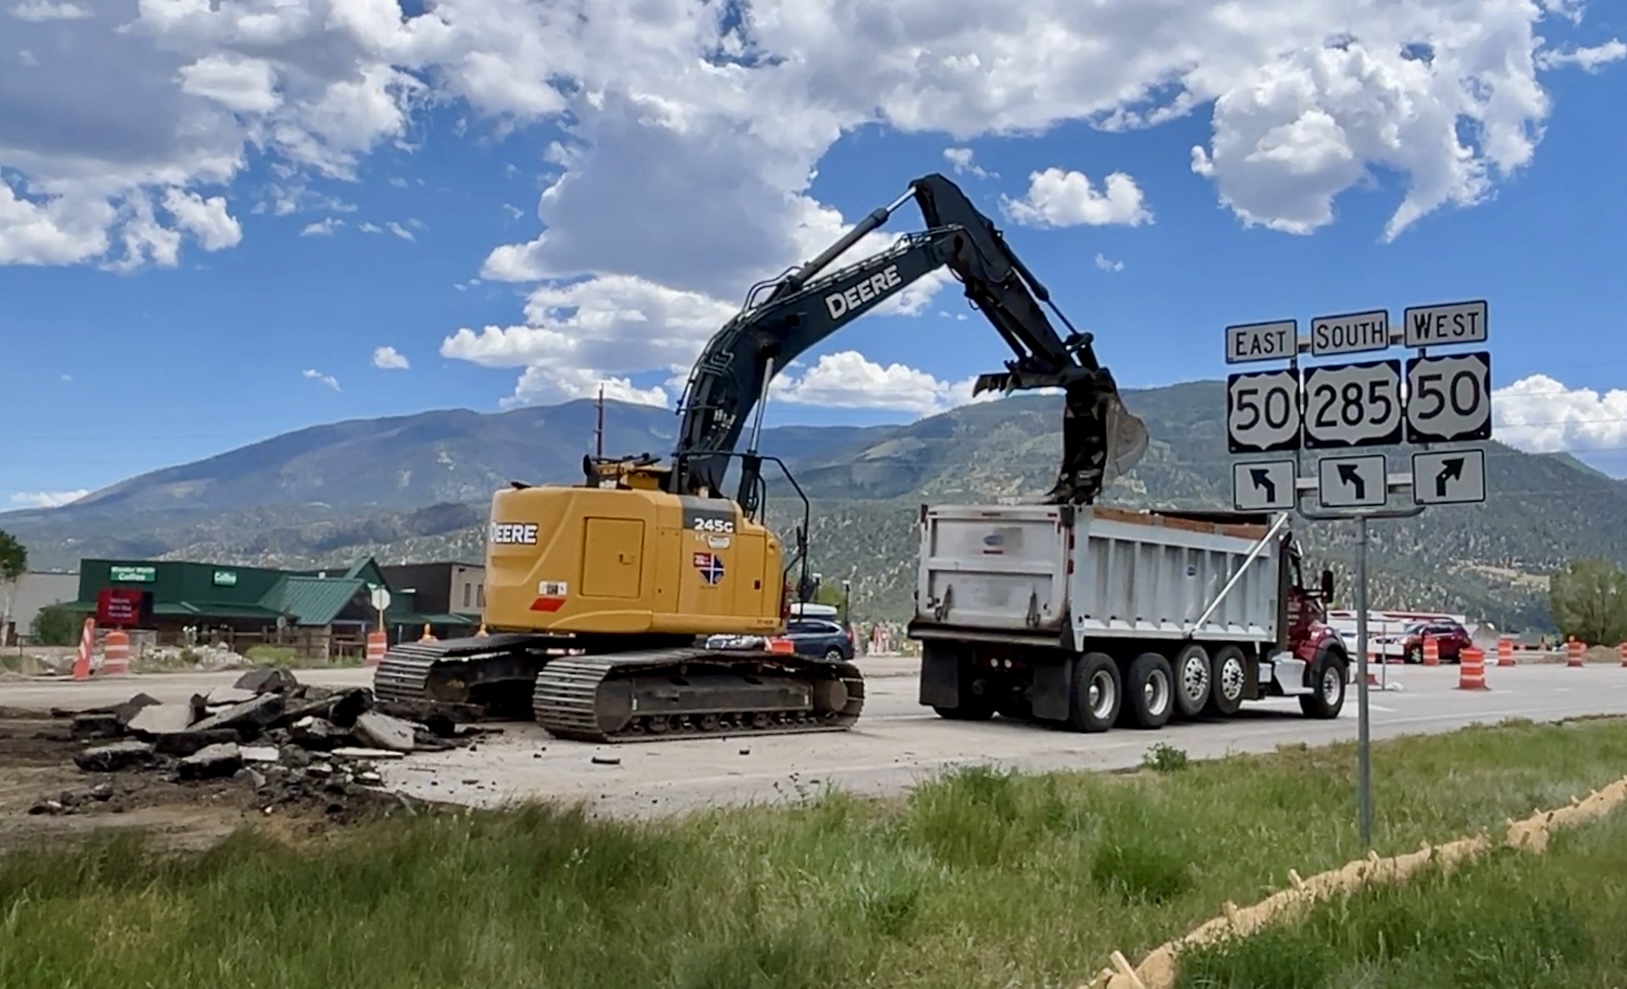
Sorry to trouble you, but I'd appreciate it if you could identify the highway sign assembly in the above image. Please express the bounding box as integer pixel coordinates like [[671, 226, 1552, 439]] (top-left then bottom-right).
[[1311, 309, 1391, 357], [1405, 351, 1491, 443], [1403, 299, 1487, 348], [1411, 449, 1487, 505], [1231, 459, 1297, 512], [1301, 358, 1404, 449], [1225, 319, 1298, 364], [1315, 454, 1388, 510], [1226, 368, 1300, 453], [1218, 297, 1494, 849]]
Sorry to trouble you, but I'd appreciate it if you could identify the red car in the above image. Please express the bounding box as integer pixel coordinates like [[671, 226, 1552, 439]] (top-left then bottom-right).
[[1398, 620, 1472, 664]]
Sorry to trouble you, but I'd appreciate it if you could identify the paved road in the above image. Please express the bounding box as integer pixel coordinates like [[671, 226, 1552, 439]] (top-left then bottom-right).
[[376, 662, 1627, 819], [9, 660, 1627, 820]]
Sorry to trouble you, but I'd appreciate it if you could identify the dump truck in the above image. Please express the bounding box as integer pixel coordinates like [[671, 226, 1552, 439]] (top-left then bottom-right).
[[906, 503, 1348, 731]]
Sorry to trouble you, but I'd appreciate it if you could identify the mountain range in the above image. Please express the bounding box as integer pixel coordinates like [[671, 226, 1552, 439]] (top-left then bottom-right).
[[6, 380, 1625, 632]]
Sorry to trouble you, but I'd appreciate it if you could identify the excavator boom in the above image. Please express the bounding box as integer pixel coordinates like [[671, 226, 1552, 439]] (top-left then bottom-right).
[[669, 171, 1148, 507]]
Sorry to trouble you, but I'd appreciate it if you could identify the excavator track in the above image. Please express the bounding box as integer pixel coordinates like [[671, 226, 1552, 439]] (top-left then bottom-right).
[[374, 636, 867, 742], [531, 647, 866, 743], [372, 633, 560, 718]]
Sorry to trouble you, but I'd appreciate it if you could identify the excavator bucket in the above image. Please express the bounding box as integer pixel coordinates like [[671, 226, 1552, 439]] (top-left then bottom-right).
[[973, 369, 1148, 505]]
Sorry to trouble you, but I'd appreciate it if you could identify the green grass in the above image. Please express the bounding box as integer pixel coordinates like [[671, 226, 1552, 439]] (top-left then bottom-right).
[[4, 717, 1627, 989], [1174, 811, 1627, 988]]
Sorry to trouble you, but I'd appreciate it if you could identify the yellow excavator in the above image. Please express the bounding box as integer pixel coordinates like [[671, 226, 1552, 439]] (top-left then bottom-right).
[[373, 171, 1149, 742]]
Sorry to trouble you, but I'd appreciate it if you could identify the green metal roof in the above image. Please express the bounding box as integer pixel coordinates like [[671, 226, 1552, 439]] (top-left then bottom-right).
[[259, 576, 367, 627], [154, 602, 287, 620]]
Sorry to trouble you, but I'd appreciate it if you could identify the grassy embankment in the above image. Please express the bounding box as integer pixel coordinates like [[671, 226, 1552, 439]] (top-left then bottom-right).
[[5, 717, 1627, 988]]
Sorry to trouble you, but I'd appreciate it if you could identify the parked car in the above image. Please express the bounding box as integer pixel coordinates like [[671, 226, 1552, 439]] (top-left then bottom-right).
[[782, 617, 855, 662], [1393, 620, 1472, 663]]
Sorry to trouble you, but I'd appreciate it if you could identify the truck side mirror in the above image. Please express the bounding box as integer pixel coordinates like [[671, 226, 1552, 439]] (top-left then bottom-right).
[[1320, 568, 1335, 601]]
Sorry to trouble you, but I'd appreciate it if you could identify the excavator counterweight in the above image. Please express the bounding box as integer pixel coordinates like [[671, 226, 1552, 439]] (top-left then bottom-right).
[[372, 171, 1148, 742]]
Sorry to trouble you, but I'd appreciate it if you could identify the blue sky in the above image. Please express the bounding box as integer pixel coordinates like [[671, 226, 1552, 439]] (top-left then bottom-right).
[[3, 0, 1626, 508]]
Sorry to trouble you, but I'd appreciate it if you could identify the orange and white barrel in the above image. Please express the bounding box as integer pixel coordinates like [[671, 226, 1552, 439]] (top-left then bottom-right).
[[1458, 646, 1488, 690], [1567, 639, 1586, 668], [366, 631, 388, 667], [100, 629, 132, 677]]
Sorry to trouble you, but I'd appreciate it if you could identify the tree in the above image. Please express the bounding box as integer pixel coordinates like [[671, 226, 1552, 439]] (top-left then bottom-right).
[[29, 604, 78, 647], [1547, 558, 1627, 646], [0, 530, 24, 647]]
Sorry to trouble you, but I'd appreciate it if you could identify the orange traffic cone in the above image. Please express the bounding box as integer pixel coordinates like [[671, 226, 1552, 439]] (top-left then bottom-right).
[[71, 618, 94, 681], [418, 623, 437, 643], [1496, 637, 1516, 667]]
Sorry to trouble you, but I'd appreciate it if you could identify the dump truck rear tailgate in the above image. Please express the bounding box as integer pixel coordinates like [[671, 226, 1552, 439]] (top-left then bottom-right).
[[912, 504, 1070, 635]]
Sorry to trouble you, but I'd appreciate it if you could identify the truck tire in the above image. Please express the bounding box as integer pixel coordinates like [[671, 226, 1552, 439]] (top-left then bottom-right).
[[1299, 651, 1348, 719], [1204, 644, 1248, 717], [1067, 652, 1120, 733], [1122, 652, 1174, 730], [1170, 644, 1211, 719]]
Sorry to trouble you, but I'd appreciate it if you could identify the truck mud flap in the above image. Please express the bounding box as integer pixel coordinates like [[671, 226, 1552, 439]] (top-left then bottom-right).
[[1030, 659, 1071, 722], [919, 648, 961, 708]]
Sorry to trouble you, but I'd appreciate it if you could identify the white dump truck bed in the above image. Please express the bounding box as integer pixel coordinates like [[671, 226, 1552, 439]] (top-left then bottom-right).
[[910, 503, 1283, 650]]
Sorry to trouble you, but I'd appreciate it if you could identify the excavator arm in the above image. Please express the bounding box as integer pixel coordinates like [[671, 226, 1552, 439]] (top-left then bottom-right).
[[666, 171, 1149, 508]]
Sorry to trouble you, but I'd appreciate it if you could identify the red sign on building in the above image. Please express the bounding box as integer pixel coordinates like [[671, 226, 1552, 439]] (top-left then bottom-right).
[[96, 588, 150, 626]]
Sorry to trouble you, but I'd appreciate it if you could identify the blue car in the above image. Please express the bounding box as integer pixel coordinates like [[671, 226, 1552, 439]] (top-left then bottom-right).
[[783, 617, 855, 661]]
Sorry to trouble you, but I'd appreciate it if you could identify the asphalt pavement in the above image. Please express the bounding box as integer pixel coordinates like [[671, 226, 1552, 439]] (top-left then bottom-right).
[[7, 658, 1625, 821]]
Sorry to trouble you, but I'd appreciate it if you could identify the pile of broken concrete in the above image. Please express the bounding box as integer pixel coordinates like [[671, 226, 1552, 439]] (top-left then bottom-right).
[[48, 665, 492, 818]]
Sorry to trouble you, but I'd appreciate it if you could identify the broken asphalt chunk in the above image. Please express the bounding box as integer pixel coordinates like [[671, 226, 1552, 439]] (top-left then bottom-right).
[[353, 712, 416, 753], [234, 665, 300, 695], [189, 694, 285, 739], [127, 703, 196, 738], [289, 716, 351, 751], [178, 742, 244, 780], [74, 740, 156, 773], [153, 728, 242, 757]]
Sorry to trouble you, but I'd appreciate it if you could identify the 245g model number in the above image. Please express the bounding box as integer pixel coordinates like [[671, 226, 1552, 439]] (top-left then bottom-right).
[[692, 516, 735, 534]]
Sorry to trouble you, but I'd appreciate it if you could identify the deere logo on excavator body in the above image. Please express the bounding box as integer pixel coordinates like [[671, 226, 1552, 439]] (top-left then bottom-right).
[[824, 264, 903, 319]]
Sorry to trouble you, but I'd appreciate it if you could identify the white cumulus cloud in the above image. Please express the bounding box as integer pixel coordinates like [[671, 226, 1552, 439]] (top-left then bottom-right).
[[8, 489, 89, 508], [8, 1, 89, 22], [0, 0, 1621, 411], [301, 368, 340, 391], [372, 346, 410, 370], [1095, 252, 1124, 272], [1493, 374, 1627, 454], [1003, 168, 1153, 228], [770, 351, 982, 416]]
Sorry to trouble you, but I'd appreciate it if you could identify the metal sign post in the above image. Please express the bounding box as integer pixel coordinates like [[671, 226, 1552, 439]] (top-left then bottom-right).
[[1224, 299, 1492, 848]]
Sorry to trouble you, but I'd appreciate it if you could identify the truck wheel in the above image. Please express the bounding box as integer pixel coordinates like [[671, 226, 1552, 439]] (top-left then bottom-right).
[[1170, 644, 1211, 719], [1122, 652, 1174, 730], [1067, 652, 1120, 733], [1203, 645, 1247, 717], [1299, 652, 1348, 719]]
